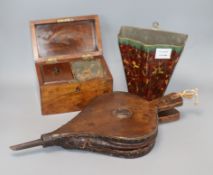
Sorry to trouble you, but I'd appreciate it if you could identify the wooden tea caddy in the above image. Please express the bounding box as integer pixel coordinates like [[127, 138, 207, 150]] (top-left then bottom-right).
[[30, 15, 113, 115], [11, 90, 198, 158]]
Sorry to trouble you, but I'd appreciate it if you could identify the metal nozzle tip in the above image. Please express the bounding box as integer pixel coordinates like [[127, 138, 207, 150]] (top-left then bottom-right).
[[10, 145, 19, 151], [10, 139, 43, 151]]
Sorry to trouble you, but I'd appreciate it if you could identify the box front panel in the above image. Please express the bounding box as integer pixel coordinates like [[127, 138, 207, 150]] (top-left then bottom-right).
[[40, 78, 112, 115]]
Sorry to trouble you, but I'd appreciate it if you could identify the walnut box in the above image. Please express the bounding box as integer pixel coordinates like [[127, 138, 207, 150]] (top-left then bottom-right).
[[30, 15, 113, 115]]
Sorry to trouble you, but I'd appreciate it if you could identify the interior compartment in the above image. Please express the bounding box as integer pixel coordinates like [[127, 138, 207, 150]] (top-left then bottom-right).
[[40, 62, 73, 83], [71, 59, 105, 82], [119, 26, 188, 46], [40, 58, 106, 84]]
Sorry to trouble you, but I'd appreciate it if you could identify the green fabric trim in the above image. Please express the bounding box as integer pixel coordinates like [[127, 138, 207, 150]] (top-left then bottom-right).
[[118, 37, 184, 53]]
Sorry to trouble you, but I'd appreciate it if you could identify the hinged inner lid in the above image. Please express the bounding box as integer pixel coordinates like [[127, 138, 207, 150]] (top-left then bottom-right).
[[31, 15, 103, 62]]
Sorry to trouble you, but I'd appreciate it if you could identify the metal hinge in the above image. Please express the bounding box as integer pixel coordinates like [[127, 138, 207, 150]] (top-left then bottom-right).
[[81, 54, 94, 60], [46, 58, 58, 64], [57, 18, 74, 23]]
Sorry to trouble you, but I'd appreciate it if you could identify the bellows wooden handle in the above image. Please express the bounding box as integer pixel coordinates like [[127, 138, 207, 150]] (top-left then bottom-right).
[[157, 89, 199, 123], [158, 93, 183, 112]]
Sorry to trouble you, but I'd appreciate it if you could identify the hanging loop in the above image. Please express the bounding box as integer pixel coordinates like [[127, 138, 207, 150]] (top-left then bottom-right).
[[152, 21, 160, 30]]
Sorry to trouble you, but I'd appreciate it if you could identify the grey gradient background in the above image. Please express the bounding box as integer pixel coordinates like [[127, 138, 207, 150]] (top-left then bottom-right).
[[0, 0, 213, 174]]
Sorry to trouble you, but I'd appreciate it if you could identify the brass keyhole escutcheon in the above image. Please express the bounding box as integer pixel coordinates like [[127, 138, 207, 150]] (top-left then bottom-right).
[[112, 108, 133, 119], [75, 87, 80, 93], [53, 67, 60, 75]]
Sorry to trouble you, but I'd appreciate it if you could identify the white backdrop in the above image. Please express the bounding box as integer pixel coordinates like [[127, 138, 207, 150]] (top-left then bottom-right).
[[0, 0, 213, 174]]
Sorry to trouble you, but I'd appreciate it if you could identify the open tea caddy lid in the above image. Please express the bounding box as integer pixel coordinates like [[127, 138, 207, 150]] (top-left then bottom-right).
[[31, 15, 103, 63]]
